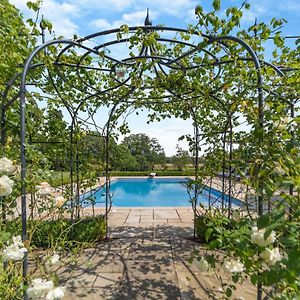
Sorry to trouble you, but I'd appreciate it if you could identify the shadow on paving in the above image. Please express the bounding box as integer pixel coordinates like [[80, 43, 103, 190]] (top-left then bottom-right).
[[59, 226, 221, 300]]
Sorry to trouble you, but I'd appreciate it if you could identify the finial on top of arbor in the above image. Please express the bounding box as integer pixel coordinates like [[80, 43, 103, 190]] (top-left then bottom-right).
[[254, 18, 258, 37], [144, 8, 152, 26]]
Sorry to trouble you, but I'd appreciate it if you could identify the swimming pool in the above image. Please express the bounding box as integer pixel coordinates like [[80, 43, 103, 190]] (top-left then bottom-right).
[[81, 177, 241, 207]]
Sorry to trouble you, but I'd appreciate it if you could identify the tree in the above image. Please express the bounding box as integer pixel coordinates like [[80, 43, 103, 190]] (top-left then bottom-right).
[[122, 133, 166, 171], [0, 0, 37, 91], [172, 144, 191, 171], [111, 144, 139, 171]]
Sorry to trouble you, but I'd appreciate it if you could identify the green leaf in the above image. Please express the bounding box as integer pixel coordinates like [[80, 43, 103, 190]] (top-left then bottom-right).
[[232, 274, 239, 283], [205, 228, 214, 242], [245, 2, 250, 9], [212, 0, 220, 10], [195, 5, 203, 15], [251, 274, 258, 285], [208, 239, 219, 250], [257, 214, 271, 228], [226, 287, 232, 297], [273, 33, 285, 48]]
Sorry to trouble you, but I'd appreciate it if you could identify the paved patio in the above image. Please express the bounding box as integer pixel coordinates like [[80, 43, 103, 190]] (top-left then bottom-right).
[[107, 207, 195, 227], [47, 208, 256, 300]]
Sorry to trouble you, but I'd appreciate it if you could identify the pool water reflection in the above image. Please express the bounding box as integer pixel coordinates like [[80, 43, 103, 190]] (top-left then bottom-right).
[[82, 178, 241, 207]]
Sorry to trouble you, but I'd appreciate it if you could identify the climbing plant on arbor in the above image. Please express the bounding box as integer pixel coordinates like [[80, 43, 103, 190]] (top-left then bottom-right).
[[0, 0, 299, 299]]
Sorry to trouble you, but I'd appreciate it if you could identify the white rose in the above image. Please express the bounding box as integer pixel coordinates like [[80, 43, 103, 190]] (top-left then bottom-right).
[[46, 287, 65, 300], [196, 257, 210, 272], [55, 196, 65, 208], [274, 162, 285, 175], [223, 259, 245, 273], [2, 244, 27, 261], [0, 175, 14, 196], [27, 279, 54, 299], [49, 253, 60, 265], [260, 248, 282, 266], [12, 235, 24, 247], [0, 157, 17, 175], [251, 226, 276, 247], [36, 182, 52, 198]]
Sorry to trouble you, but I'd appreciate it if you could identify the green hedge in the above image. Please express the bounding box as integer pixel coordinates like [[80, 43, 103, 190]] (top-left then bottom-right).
[[49, 171, 97, 187], [110, 170, 195, 176], [5, 216, 106, 248], [47, 170, 195, 187]]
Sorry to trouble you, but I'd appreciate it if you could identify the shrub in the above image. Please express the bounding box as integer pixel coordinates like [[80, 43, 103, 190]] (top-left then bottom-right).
[[5, 216, 106, 248], [194, 211, 250, 249]]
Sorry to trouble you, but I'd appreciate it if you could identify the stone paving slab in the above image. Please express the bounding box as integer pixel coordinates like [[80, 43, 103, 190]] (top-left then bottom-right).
[[93, 273, 123, 288], [40, 208, 258, 299], [107, 207, 194, 227]]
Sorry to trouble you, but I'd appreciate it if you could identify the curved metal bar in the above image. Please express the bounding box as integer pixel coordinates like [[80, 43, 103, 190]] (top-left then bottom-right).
[[74, 35, 202, 88], [207, 35, 263, 217], [49, 40, 104, 96], [71, 43, 150, 104], [47, 71, 75, 116], [10, 26, 293, 300], [77, 25, 210, 43], [19, 39, 92, 296], [2, 62, 46, 110], [54, 62, 111, 72], [74, 54, 129, 93], [49, 26, 207, 91], [93, 36, 199, 52], [48, 29, 215, 98], [1, 62, 49, 146]]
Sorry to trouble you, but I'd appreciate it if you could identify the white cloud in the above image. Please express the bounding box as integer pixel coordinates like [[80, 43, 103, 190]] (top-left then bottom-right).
[[122, 110, 194, 156], [10, 0, 79, 38], [9, 0, 28, 11], [73, 0, 196, 17], [186, 8, 196, 22], [139, 125, 193, 156], [122, 10, 154, 25], [76, 0, 133, 12], [149, 0, 196, 16], [85, 107, 194, 156], [241, 4, 268, 23], [59, 2, 80, 14], [91, 10, 158, 31], [39, 1, 79, 37], [91, 19, 111, 30], [278, 0, 300, 14]]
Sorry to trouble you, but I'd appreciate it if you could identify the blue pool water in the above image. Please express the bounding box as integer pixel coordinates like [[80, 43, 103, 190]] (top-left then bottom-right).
[[81, 178, 241, 207]]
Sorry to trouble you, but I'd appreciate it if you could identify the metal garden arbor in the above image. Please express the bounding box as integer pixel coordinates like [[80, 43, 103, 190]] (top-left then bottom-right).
[[1, 11, 296, 298]]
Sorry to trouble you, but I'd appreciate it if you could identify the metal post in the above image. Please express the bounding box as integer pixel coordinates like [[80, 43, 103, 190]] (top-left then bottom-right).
[[289, 100, 295, 219], [18, 40, 80, 300], [222, 131, 226, 210], [228, 117, 233, 218], [207, 35, 264, 216], [20, 72, 28, 300]]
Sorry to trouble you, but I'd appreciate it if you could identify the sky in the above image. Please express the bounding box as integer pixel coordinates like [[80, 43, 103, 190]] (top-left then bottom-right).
[[9, 0, 300, 156]]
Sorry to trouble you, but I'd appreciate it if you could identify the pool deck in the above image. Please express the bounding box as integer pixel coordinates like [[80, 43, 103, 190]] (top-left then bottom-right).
[[54, 207, 256, 299], [82, 207, 195, 228], [51, 210, 256, 300]]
